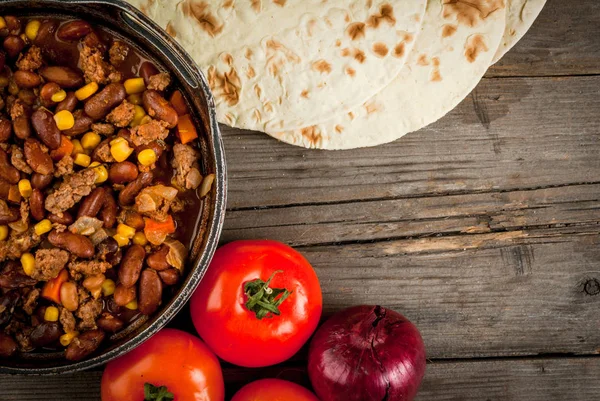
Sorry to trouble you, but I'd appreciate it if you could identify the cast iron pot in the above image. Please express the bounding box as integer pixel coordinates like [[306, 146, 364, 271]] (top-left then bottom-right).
[[0, 0, 227, 374]]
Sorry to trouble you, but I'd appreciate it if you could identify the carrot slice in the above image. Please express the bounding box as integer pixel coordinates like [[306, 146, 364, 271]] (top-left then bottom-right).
[[41, 269, 69, 304], [176, 114, 199, 145], [50, 136, 74, 162], [144, 215, 176, 245], [169, 90, 189, 116]]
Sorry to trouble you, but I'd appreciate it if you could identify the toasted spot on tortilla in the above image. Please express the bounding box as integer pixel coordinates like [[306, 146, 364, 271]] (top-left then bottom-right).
[[348, 111, 355, 120], [372, 42, 389, 57], [221, 53, 233, 65], [166, 21, 177, 38], [272, 0, 286, 6], [346, 22, 366, 40], [344, 13, 351, 23], [364, 101, 380, 115], [312, 60, 332, 74], [251, 0, 261, 13], [301, 90, 310, 98], [181, 0, 223, 37], [353, 48, 366, 63], [246, 66, 256, 79], [464, 34, 488, 63], [417, 54, 430, 66], [345, 67, 356, 77], [442, 24, 457, 38], [306, 19, 317, 37], [245, 48, 253, 59], [367, 4, 396, 28], [301, 126, 323, 147], [225, 112, 235, 125], [335, 125, 344, 134], [393, 42, 405, 58], [265, 39, 301, 76], [430, 57, 442, 81], [341, 48, 351, 57], [207, 65, 241, 106], [442, 0, 505, 28], [222, 0, 234, 8], [254, 84, 262, 98], [253, 109, 261, 122], [264, 101, 273, 113]]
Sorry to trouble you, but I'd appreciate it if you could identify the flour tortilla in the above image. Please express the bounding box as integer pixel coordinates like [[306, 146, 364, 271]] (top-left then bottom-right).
[[492, 0, 545, 64], [127, 0, 427, 132], [269, 0, 507, 149]]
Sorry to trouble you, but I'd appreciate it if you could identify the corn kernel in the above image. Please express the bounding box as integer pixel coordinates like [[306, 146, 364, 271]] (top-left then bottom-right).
[[113, 234, 129, 247], [110, 137, 126, 146], [54, 110, 75, 131], [60, 332, 79, 347], [44, 306, 59, 322], [18, 179, 32, 198], [34, 219, 52, 236], [74, 153, 91, 167], [81, 132, 101, 150], [71, 139, 84, 155], [110, 140, 133, 163], [25, 20, 41, 41], [21, 253, 35, 277], [0, 225, 8, 241], [138, 149, 157, 167], [127, 93, 142, 105], [93, 164, 108, 184], [124, 78, 145, 95], [117, 223, 136, 239], [132, 232, 147, 246], [89, 161, 101, 168], [0, 17, 6, 30], [101, 279, 116, 297], [51, 89, 67, 103], [75, 82, 99, 101], [125, 300, 138, 310], [130, 105, 146, 127]]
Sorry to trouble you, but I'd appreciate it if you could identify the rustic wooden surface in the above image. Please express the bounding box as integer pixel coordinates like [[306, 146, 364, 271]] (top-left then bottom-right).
[[3, 0, 600, 399]]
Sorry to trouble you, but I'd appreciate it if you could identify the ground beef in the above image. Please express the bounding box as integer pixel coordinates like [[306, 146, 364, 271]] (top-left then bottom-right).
[[22, 288, 40, 315], [68, 259, 110, 279], [15, 326, 34, 352], [19, 200, 29, 224], [44, 169, 97, 216], [10, 145, 32, 174], [15, 45, 43, 71], [79, 42, 116, 84], [54, 155, 74, 177], [9, 99, 27, 120], [91, 123, 115, 135], [92, 138, 116, 163], [109, 41, 129, 67], [172, 143, 202, 190], [77, 286, 89, 304], [59, 307, 76, 333], [130, 119, 169, 146], [0, 228, 41, 261], [147, 72, 170, 91], [32, 249, 69, 281], [106, 100, 135, 127], [76, 298, 102, 330]]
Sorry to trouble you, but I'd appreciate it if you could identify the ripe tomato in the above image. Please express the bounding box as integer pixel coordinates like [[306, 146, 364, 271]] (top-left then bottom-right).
[[231, 379, 320, 401], [101, 329, 224, 401], [190, 240, 322, 367]]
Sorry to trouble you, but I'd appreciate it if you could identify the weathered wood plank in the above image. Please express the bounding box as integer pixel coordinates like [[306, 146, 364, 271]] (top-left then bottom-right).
[[223, 183, 600, 246], [487, 0, 600, 77], [223, 76, 600, 209], [3, 357, 600, 401]]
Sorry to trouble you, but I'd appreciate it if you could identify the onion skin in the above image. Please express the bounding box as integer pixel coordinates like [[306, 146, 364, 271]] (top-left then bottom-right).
[[308, 305, 426, 401]]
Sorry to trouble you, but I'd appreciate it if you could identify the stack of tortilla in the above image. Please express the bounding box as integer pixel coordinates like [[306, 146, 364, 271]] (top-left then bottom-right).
[[127, 0, 546, 150]]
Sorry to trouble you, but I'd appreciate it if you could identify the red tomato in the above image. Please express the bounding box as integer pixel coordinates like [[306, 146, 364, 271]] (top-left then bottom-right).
[[101, 329, 224, 401], [190, 240, 322, 367], [231, 379, 320, 401]]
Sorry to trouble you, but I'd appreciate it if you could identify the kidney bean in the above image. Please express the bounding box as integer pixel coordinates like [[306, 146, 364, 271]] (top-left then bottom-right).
[[139, 62, 159, 86], [146, 246, 170, 271], [57, 20, 93, 41], [0, 118, 11, 142], [96, 313, 124, 333], [31, 108, 61, 150], [134, 141, 165, 159], [48, 211, 73, 225], [77, 187, 105, 218], [3, 36, 25, 59], [0, 291, 20, 326], [55, 92, 78, 113], [158, 269, 180, 286], [0, 181, 10, 201], [48, 230, 95, 259], [0, 333, 17, 357], [122, 210, 145, 231], [0, 269, 37, 288], [0, 52, 5, 72], [30, 188, 45, 221], [12, 116, 31, 139], [18, 89, 36, 106], [24, 138, 54, 175], [0, 204, 19, 224], [65, 330, 105, 361], [143, 90, 178, 128], [13, 70, 41, 89], [39, 66, 84, 89], [118, 171, 153, 206], [0, 148, 20, 184], [83, 274, 105, 293], [108, 161, 138, 184], [34, 20, 58, 45], [113, 284, 136, 307], [62, 109, 93, 136], [84, 83, 126, 121], [97, 237, 122, 266], [119, 244, 146, 288], [30, 322, 62, 348], [60, 281, 79, 312], [40, 82, 61, 103], [31, 172, 54, 190], [99, 189, 117, 228], [138, 269, 163, 315]]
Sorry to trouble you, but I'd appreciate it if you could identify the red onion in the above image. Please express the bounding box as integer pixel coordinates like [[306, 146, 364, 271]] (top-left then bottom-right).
[[308, 305, 426, 401]]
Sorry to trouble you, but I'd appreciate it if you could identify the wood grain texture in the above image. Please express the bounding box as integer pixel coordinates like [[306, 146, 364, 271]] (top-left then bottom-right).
[[224, 76, 600, 209], [487, 0, 600, 77], [3, 357, 600, 401]]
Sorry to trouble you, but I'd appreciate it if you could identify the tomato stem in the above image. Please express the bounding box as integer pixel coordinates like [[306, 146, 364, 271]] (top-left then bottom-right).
[[244, 270, 292, 320], [144, 383, 174, 401]]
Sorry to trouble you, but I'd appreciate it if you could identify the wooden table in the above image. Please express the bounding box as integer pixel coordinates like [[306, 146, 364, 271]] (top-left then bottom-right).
[[3, 0, 600, 399]]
